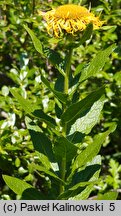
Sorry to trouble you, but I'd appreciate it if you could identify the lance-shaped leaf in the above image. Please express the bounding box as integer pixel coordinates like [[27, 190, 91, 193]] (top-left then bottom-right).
[[3, 175, 46, 199], [67, 156, 101, 200], [33, 109, 57, 128], [69, 96, 105, 135], [11, 89, 56, 129], [2, 175, 32, 195], [30, 163, 64, 183], [79, 23, 93, 44], [44, 48, 65, 76], [74, 23, 93, 48], [41, 75, 67, 104], [23, 25, 44, 55], [54, 136, 78, 163], [68, 156, 101, 188], [29, 130, 55, 162], [24, 25, 65, 76], [80, 44, 116, 82], [72, 122, 117, 172], [61, 87, 105, 124], [58, 156, 101, 200]]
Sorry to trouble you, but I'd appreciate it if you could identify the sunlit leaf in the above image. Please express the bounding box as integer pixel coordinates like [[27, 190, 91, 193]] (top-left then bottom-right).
[[3, 175, 32, 195], [80, 44, 116, 82], [72, 123, 117, 172], [69, 96, 105, 135], [61, 87, 105, 124]]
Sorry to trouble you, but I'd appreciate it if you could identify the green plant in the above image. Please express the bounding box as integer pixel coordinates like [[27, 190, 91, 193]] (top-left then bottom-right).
[[1, 1, 120, 200], [106, 159, 121, 189], [2, 6, 118, 199], [98, 159, 121, 192]]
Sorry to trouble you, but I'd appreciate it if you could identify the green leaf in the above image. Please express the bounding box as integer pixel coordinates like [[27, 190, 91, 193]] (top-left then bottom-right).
[[54, 136, 78, 163], [97, 191, 118, 200], [58, 183, 95, 200], [69, 184, 94, 200], [26, 110, 57, 131], [61, 87, 105, 124], [75, 23, 93, 48], [2, 175, 32, 195], [55, 102, 63, 119], [68, 156, 101, 200], [23, 25, 44, 55], [10, 89, 39, 114], [69, 181, 97, 191], [69, 23, 93, 49], [69, 96, 105, 135], [25, 116, 42, 132], [35, 152, 52, 170], [33, 109, 57, 128], [80, 23, 93, 44], [67, 132, 84, 144], [72, 123, 117, 172], [30, 163, 64, 183], [74, 63, 85, 77], [41, 75, 67, 104], [114, 71, 121, 86], [54, 73, 64, 93], [21, 188, 47, 200], [44, 48, 65, 76], [80, 44, 116, 82], [29, 130, 55, 162], [68, 156, 101, 188]]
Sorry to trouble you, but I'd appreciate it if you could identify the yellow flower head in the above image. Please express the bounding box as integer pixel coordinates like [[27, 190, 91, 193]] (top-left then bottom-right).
[[40, 4, 103, 37]]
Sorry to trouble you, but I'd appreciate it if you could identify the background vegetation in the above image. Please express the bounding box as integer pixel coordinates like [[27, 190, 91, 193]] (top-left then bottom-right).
[[0, 0, 121, 200]]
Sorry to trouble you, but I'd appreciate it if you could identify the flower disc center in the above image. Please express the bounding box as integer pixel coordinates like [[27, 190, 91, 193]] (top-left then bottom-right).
[[54, 4, 89, 19]]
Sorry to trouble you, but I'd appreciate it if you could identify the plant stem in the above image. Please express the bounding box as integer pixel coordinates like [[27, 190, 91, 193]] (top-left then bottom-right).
[[59, 47, 73, 195], [64, 48, 73, 94]]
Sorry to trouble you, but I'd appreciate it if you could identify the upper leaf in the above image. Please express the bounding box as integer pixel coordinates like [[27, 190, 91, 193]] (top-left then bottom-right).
[[44, 48, 65, 76], [74, 23, 93, 48], [79, 44, 116, 82], [23, 25, 44, 55]]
